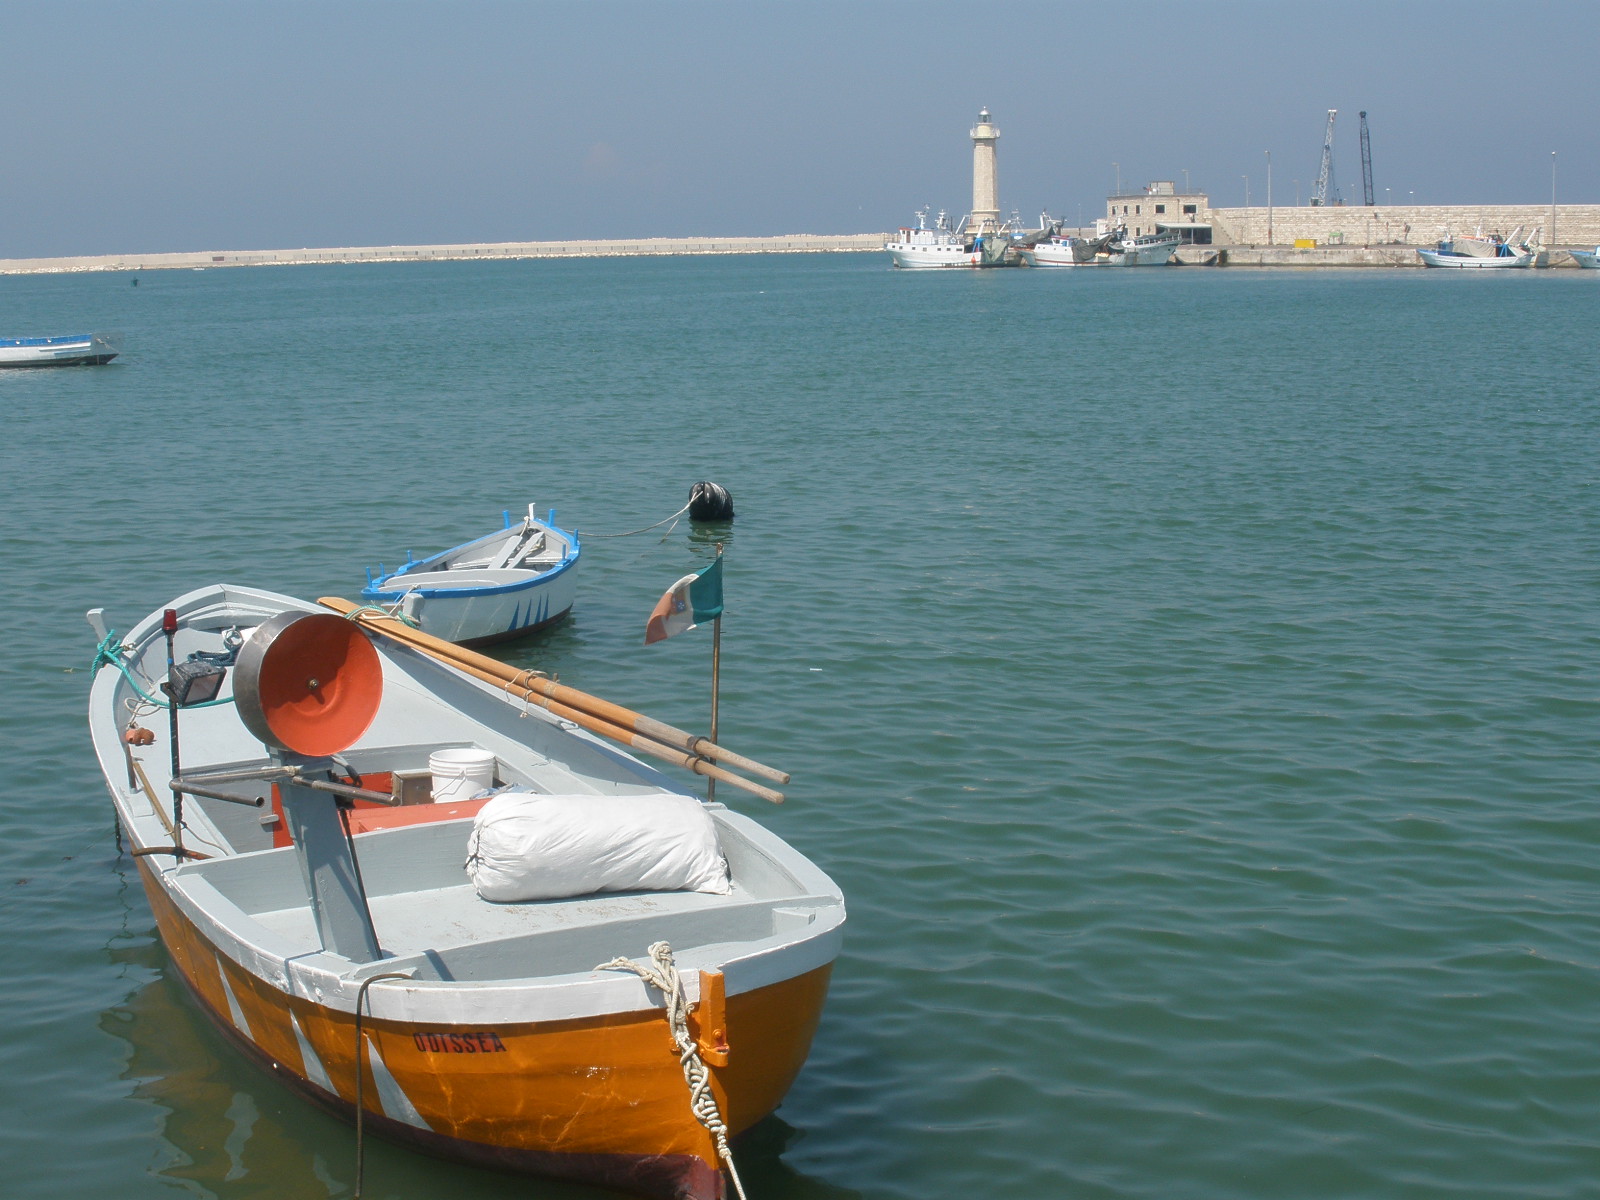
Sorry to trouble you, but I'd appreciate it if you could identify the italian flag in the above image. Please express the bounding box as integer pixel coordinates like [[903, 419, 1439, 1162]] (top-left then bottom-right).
[[644, 557, 724, 644]]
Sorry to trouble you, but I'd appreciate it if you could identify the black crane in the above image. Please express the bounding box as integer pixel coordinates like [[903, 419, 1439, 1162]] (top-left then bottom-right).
[[1359, 112, 1375, 206]]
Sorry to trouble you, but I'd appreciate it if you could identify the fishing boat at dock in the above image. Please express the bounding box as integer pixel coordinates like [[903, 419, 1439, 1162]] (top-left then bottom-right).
[[1417, 227, 1536, 268], [87, 585, 842, 1200], [1018, 228, 1113, 267], [1107, 228, 1182, 266], [1019, 222, 1177, 267], [1569, 247, 1600, 269], [0, 331, 121, 367], [884, 207, 1012, 268], [361, 504, 579, 647]]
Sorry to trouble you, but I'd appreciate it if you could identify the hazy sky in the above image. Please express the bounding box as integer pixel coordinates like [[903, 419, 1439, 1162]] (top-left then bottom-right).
[[4, 0, 1596, 257]]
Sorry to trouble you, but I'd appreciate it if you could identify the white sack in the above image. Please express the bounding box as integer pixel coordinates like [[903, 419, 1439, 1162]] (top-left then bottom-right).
[[465, 790, 731, 902]]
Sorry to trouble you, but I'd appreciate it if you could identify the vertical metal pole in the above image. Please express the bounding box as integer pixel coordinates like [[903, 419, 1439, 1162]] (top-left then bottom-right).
[[1551, 151, 1557, 248], [162, 609, 184, 856], [707, 543, 723, 803], [1265, 150, 1273, 245]]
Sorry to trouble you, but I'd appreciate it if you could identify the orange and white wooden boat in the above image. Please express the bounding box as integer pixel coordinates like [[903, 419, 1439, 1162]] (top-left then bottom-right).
[[87, 584, 844, 1199]]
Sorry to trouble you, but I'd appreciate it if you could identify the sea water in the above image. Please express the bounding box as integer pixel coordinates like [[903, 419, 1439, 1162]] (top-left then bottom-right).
[[1, 257, 1597, 1199]]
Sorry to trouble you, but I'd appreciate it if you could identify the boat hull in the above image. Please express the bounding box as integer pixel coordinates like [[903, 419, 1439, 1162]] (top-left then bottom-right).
[[139, 853, 830, 1199], [1020, 235, 1176, 267], [1569, 248, 1600, 269], [0, 332, 121, 367], [1019, 242, 1089, 267], [1112, 237, 1180, 266], [364, 562, 577, 646], [885, 244, 982, 268], [1416, 248, 1533, 268]]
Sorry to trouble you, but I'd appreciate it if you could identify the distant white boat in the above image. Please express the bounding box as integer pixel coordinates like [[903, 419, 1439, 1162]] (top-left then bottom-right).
[[885, 208, 981, 268], [1020, 224, 1177, 267], [1109, 229, 1181, 266], [1418, 228, 1535, 269], [884, 207, 1018, 268], [361, 505, 579, 647], [0, 332, 121, 367], [1569, 247, 1600, 269], [1019, 229, 1113, 267]]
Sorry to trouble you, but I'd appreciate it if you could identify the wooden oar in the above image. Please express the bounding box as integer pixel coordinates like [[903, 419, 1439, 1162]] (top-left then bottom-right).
[[320, 596, 787, 783], [318, 598, 786, 804]]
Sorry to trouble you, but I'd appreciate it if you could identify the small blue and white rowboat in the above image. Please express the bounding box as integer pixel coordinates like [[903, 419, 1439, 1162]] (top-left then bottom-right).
[[0, 332, 122, 367], [361, 505, 580, 647]]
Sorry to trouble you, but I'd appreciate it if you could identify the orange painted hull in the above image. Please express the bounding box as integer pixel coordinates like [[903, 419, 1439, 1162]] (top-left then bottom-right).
[[137, 858, 832, 1199]]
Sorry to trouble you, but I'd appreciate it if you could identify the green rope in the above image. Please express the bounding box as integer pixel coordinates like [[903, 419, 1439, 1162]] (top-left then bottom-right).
[[90, 630, 236, 710], [340, 603, 422, 628]]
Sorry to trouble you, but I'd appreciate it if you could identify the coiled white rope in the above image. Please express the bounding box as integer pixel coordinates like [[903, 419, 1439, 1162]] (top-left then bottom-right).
[[598, 941, 748, 1200]]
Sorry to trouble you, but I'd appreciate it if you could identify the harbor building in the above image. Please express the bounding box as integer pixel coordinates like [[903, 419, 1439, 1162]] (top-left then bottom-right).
[[1104, 182, 1213, 243], [969, 108, 1002, 234]]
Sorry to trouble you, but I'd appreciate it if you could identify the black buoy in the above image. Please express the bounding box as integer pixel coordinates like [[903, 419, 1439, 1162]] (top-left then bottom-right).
[[688, 481, 735, 522]]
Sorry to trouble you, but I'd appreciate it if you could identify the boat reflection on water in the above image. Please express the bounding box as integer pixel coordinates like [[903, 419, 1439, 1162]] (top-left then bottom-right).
[[101, 942, 368, 1198]]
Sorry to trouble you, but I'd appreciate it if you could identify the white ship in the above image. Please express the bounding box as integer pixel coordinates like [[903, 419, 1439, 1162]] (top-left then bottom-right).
[[884, 209, 982, 268]]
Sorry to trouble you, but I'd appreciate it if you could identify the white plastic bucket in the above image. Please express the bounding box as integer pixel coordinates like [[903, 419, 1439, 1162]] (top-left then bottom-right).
[[429, 748, 497, 803]]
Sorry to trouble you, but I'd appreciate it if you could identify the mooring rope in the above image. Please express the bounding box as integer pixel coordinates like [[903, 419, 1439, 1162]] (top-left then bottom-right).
[[352, 971, 415, 1199], [581, 502, 691, 539], [597, 941, 747, 1200], [90, 631, 236, 709]]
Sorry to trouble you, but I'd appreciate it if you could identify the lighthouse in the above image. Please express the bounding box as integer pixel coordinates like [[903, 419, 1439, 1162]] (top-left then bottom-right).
[[970, 107, 1000, 234]]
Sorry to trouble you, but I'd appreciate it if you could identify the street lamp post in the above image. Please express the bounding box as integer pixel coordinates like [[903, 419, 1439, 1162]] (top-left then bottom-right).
[[1551, 151, 1558, 247], [1266, 150, 1273, 245], [1114, 162, 1121, 195], [1243, 175, 1249, 209]]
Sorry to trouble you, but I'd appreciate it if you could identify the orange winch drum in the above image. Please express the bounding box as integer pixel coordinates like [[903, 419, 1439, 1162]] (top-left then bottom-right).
[[235, 611, 383, 756]]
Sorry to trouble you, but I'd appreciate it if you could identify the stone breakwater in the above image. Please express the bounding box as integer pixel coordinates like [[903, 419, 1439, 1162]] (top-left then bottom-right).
[[0, 234, 889, 274]]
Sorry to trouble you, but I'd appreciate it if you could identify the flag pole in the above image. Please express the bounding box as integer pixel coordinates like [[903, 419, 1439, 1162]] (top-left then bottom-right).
[[707, 543, 723, 803]]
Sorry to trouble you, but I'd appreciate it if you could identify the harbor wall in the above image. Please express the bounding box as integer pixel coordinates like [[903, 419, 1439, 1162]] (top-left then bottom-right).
[[1203, 204, 1600, 248], [0, 234, 888, 275]]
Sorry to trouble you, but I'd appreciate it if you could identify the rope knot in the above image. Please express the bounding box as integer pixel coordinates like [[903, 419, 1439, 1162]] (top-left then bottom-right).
[[598, 941, 746, 1200]]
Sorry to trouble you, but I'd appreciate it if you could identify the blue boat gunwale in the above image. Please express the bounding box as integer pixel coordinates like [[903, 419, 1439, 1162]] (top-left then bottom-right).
[[360, 514, 580, 601], [1, 333, 94, 348], [362, 549, 578, 600]]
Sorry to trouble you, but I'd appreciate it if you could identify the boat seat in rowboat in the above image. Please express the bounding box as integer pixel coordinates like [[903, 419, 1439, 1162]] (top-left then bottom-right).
[[159, 810, 833, 983], [489, 529, 545, 570]]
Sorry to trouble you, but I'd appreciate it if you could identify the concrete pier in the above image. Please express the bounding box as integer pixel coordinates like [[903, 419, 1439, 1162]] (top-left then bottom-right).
[[1171, 245, 1597, 267], [0, 233, 887, 275]]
